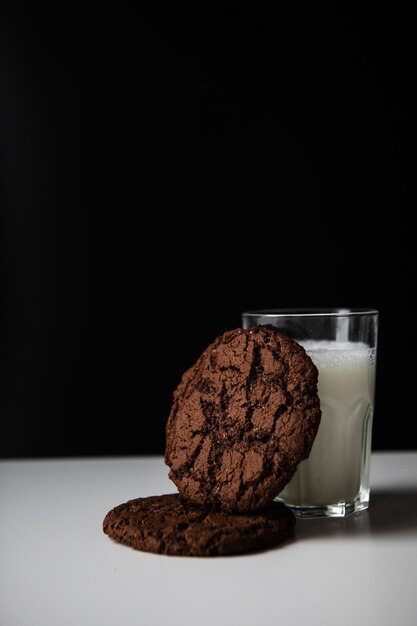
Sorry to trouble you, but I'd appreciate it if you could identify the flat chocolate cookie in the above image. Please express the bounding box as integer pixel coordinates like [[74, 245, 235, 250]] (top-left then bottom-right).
[[103, 494, 295, 556], [165, 327, 321, 512]]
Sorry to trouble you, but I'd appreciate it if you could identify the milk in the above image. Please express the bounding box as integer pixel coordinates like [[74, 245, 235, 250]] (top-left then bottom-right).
[[279, 340, 376, 507]]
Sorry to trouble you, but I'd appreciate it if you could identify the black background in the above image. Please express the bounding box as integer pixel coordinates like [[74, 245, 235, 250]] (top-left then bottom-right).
[[1, 5, 414, 457]]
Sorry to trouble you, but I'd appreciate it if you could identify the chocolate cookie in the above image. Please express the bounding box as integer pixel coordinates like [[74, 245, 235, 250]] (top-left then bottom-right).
[[103, 494, 295, 556], [165, 326, 321, 512]]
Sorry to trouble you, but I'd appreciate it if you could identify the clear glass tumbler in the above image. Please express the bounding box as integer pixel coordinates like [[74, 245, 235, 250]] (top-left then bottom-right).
[[242, 308, 378, 518]]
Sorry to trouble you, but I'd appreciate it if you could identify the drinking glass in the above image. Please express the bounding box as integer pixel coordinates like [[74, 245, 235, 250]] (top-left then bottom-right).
[[242, 308, 378, 518]]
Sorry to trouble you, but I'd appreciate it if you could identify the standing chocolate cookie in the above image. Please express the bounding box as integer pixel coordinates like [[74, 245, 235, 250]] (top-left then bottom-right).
[[165, 326, 321, 512], [103, 494, 295, 557]]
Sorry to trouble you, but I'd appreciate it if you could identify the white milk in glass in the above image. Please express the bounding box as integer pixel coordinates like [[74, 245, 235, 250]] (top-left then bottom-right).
[[279, 340, 376, 507]]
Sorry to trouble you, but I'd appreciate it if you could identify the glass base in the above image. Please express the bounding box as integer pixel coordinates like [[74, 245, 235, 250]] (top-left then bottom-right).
[[275, 495, 370, 518]]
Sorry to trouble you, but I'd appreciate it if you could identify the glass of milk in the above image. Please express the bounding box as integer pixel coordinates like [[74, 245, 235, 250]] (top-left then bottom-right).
[[242, 309, 378, 518]]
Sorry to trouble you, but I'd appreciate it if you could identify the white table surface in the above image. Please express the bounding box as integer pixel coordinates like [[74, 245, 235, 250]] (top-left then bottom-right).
[[1, 452, 416, 626]]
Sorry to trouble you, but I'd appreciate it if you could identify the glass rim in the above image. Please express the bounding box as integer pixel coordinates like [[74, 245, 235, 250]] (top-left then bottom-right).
[[242, 308, 379, 318]]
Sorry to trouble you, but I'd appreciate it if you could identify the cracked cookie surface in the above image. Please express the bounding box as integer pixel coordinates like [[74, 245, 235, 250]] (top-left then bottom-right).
[[165, 327, 321, 512], [103, 494, 295, 556]]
